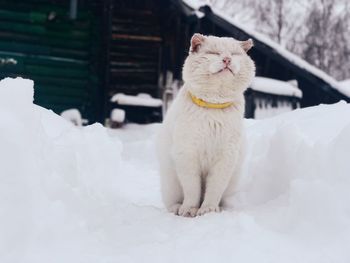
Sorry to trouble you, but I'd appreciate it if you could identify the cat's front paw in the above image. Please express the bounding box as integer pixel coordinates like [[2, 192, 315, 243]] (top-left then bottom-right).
[[178, 205, 198, 217], [197, 205, 221, 216], [168, 203, 181, 215]]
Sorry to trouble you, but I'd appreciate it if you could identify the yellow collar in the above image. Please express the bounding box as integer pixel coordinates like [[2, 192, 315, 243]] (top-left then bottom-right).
[[189, 92, 234, 109]]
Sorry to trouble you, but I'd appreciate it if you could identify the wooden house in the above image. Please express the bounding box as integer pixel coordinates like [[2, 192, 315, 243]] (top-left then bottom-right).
[[0, 0, 348, 123], [0, 0, 103, 122]]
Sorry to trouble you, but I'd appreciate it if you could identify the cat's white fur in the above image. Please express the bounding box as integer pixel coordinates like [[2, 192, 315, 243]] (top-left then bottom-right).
[[156, 34, 255, 217]]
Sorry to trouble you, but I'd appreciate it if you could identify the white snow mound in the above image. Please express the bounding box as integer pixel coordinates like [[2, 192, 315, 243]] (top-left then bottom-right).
[[60, 108, 83, 126], [1, 77, 350, 263]]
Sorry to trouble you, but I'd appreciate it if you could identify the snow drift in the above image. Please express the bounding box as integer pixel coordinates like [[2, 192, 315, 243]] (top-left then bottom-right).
[[1, 77, 350, 263]]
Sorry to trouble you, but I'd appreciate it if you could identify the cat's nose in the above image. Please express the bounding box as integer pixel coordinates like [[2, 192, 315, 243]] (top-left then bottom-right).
[[222, 57, 231, 65]]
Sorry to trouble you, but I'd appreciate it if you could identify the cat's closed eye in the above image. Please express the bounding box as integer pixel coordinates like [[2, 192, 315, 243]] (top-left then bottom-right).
[[206, 51, 220, 55], [231, 52, 241, 56]]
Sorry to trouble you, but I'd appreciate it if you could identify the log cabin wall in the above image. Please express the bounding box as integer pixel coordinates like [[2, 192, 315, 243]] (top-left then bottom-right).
[[108, 0, 162, 97], [104, 0, 166, 123], [0, 0, 102, 122]]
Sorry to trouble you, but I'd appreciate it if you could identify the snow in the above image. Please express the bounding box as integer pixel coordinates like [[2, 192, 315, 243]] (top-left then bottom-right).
[[182, 0, 204, 9], [0, 58, 17, 65], [338, 80, 350, 97], [193, 9, 205, 18], [110, 93, 163, 107], [340, 79, 350, 86], [110, 108, 126, 123], [1, 77, 350, 262], [60, 108, 83, 126], [339, 79, 350, 95], [251, 77, 302, 98], [181, 0, 350, 98]]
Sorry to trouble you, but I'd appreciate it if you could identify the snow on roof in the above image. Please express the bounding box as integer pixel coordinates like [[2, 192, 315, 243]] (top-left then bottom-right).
[[110, 93, 163, 107], [182, 0, 204, 9], [339, 80, 350, 97], [340, 79, 350, 86], [182, 0, 349, 98], [193, 9, 205, 18], [251, 77, 302, 98], [339, 79, 350, 89]]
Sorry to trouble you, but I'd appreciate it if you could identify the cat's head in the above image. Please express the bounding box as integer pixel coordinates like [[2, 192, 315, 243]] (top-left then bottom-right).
[[182, 34, 256, 102]]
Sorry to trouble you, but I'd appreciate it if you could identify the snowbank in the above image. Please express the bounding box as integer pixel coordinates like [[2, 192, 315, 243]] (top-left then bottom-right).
[[60, 108, 83, 126], [1, 78, 350, 262], [251, 76, 302, 98], [0, 78, 124, 262]]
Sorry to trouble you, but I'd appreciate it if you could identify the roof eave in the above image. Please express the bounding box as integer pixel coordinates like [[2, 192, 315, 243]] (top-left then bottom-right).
[[190, 4, 349, 101]]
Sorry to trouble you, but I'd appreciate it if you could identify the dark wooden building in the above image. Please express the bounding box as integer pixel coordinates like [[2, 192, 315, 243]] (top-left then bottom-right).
[[0, 0, 103, 122], [0, 0, 348, 123]]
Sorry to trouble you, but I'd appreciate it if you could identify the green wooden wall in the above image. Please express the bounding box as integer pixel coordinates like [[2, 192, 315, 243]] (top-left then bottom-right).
[[0, 0, 101, 122]]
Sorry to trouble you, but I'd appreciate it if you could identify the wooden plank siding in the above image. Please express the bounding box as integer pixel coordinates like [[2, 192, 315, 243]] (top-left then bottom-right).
[[0, 0, 101, 122], [105, 0, 164, 123]]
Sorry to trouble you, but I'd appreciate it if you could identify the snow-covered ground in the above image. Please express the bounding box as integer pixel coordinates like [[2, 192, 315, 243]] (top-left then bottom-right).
[[1, 78, 350, 263]]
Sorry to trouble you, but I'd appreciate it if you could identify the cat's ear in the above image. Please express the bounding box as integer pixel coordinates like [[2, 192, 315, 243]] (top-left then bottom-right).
[[190, 33, 205, 53], [240, 39, 254, 52]]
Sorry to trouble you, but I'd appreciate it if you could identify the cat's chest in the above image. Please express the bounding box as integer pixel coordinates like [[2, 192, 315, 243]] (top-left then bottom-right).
[[182, 109, 240, 149], [193, 115, 239, 171], [172, 105, 242, 171], [172, 95, 243, 152], [196, 113, 235, 147]]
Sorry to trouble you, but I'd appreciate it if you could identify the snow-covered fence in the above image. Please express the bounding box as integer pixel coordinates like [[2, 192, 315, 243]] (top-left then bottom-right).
[[245, 77, 302, 119], [110, 93, 163, 124]]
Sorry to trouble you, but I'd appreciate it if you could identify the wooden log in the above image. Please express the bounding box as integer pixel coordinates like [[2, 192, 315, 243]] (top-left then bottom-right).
[[112, 18, 156, 27], [112, 25, 160, 36], [110, 68, 157, 73], [109, 73, 157, 84], [0, 31, 89, 49], [111, 33, 161, 42], [110, 61, 157, 68]]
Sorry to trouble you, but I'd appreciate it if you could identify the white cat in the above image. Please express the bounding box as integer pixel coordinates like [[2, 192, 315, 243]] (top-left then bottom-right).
[[156, 34, 255, 217]]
